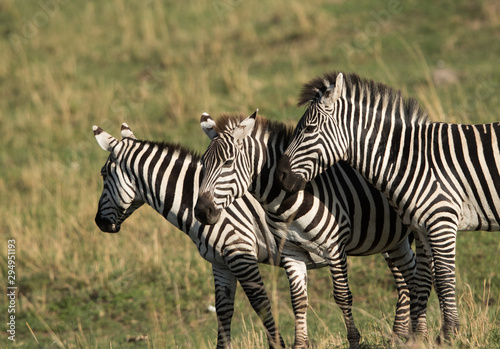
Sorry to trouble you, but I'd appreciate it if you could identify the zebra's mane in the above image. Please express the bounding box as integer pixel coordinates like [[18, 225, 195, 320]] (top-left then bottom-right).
[[214, 113, 294, 143], [298, 71, 429, 124], [129, 138, 201, 163], [213, 113, 247, 134]]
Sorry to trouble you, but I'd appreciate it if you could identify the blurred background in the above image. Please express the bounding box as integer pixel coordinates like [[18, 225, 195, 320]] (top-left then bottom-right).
[[1, 0, 499, 347]]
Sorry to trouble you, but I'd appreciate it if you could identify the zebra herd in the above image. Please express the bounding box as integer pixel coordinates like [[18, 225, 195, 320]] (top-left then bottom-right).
[[93, 71, 499, 348]]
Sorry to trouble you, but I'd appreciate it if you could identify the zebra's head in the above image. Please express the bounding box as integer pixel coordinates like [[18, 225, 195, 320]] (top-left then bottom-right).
[[194, 111, 257, 225], [93, 123, 144, 233], [277, 72, 347, 193]]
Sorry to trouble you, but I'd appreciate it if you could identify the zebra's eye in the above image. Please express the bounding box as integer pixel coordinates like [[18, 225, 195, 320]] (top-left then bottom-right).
[[305, 124, 316, 132], [223, 159, 234, 168]]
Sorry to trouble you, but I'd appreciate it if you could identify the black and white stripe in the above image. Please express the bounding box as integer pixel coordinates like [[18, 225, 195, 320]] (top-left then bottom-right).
[[277, 71, 500, 340], [93, 123, 339, 349], [195, 113, 425, 349]]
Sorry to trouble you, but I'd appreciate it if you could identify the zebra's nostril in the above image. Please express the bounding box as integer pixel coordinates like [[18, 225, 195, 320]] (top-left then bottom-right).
[[275, 167, 286, 183], [194, 204, 203, 220], [195, 195, 214, 224], [276, 155, 296, 191], [95, 214, 120, 233], [194, 206, 206, 222]]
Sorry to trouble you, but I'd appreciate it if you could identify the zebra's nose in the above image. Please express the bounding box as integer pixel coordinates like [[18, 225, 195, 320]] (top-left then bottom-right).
[[95, 214, 121, 233], [275, 155, 306, 194], [195, 193, 221, 225]]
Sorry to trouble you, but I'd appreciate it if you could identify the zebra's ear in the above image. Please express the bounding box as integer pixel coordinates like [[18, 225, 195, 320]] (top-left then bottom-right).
[[232, 109, 257, 142], [200, 112, 218, 140], [323, 73, 344, 107], [93, 125, 121, 154], [121, 123, 136, 139]]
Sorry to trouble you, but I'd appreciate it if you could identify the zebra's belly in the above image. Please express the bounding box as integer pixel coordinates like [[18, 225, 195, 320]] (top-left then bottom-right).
[[267, 216, 407, 259], [344, 237, 406, 256], [278, 241, 329, 269], [458, 203, 500, 231]]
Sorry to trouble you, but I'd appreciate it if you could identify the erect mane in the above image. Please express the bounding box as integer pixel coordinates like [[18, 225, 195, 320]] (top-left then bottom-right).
[[214, 112, 294, 142], [127, 138, 201, 163], [298, 71, 429, 124], [213, 113, 248, 134]]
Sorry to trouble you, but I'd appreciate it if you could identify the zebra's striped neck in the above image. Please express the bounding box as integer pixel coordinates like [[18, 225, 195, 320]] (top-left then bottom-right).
[[342, 91, 430, 213], [321, 75, 426, 194], [245, 120, 296, 207], [122, 138, 202, 233]]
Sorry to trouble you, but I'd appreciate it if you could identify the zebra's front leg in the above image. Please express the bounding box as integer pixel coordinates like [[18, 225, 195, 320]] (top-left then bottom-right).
[[212, 265, 238, 349], [327, 248, 360, 349], [427, 222, 460, 342], [282, 257, 309, 348], [227, 254, 286, 349]]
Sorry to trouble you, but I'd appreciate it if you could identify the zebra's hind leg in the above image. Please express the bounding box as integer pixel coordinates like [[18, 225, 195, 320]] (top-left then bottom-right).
[[212, 265, 238, 349], [227, 254, 285, 349], [382, 237, 416, 342], [327, 249, 361, 349], [427, 225, 460, 343], [282, 257, 309, 348]]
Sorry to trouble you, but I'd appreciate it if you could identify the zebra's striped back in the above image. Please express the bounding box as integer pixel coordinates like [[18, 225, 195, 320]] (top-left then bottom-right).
[[277, 71, 500, 340], [195, 113, 421, 347]]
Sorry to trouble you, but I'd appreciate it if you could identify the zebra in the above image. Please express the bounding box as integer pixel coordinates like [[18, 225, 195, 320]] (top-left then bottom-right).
[[194, 111, 426, 349], [276, 71, 500, 341], [93, 122, 348, 349]]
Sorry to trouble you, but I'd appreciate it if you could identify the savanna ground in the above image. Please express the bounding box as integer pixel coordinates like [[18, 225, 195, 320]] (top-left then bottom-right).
[[1, 0, 500, 347]]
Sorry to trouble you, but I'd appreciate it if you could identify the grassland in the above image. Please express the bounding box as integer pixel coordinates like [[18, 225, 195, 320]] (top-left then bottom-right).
[[1, 0, 499, 347]]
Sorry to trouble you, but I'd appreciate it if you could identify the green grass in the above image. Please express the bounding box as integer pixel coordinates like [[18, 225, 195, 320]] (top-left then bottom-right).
[[1, 0, 500, 347]]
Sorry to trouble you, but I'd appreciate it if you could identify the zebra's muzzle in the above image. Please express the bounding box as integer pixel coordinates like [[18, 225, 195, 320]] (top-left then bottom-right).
[[275, 155, 307, 194], [95, 214, 121, 233], [194, 193, 222, 225]]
